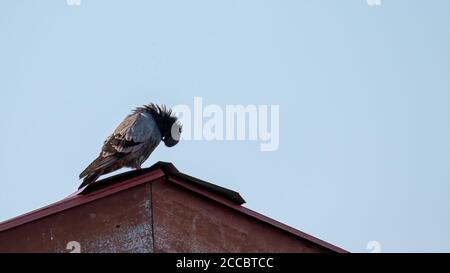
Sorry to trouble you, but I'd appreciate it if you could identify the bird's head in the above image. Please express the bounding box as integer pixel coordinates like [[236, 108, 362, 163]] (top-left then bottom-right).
[[144, 104, 182, 147], [162, 118, 182, 147]]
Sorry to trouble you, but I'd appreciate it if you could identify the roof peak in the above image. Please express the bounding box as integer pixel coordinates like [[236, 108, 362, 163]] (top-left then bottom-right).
[[80, 161, 246, 205]]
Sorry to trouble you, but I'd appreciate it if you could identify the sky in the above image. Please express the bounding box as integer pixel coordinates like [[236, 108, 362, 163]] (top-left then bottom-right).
[[0, 0, 449, 253]]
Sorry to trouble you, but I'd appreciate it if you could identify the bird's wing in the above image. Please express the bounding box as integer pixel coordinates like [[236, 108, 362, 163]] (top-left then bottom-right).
[[79, 112, 160, 179], [103, 112, 160, 156]]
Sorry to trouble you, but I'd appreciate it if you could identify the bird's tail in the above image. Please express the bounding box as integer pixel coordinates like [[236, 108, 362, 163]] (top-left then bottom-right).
[[79, 155, 119, 189], [78, 171, 102, 189], [80, 155, 102, 179]]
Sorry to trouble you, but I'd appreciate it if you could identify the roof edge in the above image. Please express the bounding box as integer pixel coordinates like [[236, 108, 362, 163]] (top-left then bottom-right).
[[0, 162, 347, 253], [167, 176, 348, 253], [0, 169, 165, 232]]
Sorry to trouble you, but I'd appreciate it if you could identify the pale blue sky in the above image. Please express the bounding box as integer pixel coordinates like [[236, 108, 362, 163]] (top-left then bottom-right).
[[1, 0, 449, 252]]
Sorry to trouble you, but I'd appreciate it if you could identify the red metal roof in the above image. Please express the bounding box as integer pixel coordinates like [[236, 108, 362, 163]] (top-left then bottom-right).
[[0, 162, 347, 253]]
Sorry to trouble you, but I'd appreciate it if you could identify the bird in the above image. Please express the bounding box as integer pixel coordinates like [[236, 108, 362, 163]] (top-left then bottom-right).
[[78, 104, 182, 189]]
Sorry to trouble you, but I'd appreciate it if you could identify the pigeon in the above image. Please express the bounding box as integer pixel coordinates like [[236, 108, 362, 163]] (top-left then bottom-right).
[[79, 104, 182, 189]]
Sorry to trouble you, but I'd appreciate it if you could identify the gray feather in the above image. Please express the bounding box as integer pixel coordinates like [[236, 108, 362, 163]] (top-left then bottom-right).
[[79, 104, 180, 189]]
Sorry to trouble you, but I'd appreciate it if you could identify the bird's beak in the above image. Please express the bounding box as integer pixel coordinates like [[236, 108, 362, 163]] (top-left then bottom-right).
[[164, 137, 179, 147]]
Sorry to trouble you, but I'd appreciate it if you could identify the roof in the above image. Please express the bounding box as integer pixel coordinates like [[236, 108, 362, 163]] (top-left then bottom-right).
[[81, 161, 246, 205], [0, 161, 347, 253]]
